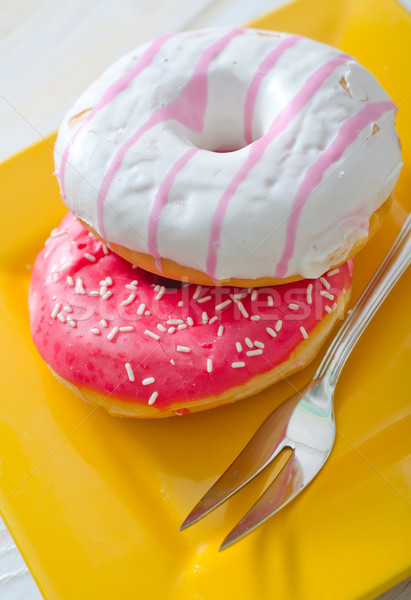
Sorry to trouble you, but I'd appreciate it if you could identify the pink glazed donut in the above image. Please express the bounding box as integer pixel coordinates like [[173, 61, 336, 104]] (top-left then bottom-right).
[[29, 214, 353, 417], [54, 28, 401, 286]]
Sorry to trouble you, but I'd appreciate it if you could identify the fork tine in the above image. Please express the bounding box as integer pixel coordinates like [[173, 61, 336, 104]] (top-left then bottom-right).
[[219, 449, 302, 551], [180, 392, 302, 531]]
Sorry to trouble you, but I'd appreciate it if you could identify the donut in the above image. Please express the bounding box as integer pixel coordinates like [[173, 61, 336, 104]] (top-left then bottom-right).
[[29, 214, 353, 418], [54, 28, 401, 286]]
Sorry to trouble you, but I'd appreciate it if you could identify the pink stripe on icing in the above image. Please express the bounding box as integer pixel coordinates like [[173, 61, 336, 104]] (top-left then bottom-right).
[[59, 35, 172, 201], [274, 100, 396, 278], [244, 35, 301, 145], [148, 147, 199, 270], [97, 29, 244, 238], [206, 52, 351, 280]]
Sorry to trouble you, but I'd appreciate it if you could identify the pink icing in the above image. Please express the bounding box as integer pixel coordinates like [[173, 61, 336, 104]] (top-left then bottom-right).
[[58, 35, 172, 201], [147, 147, 199, 270], [275, 100, 396, 277], [97, 28, 244, 237], [29, 214, 353, 411], [206, 52, 352, 279], [243, 35, 301, 145]]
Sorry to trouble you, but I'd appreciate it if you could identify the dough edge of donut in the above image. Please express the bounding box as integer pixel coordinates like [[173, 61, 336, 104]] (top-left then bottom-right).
[[48, 286, 351, 418], [79, 196, 391, 287]]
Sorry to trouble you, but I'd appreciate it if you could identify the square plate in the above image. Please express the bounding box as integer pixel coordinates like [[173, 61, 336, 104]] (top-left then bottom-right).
[[0, 0, 410, 598]]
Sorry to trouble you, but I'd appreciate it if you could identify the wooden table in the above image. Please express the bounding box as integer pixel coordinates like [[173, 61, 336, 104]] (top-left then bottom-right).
[[0, 1, 409, 598]]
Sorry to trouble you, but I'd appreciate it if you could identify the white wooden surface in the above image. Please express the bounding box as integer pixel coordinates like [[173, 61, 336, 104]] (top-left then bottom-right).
[[0, 1, 409, 598]]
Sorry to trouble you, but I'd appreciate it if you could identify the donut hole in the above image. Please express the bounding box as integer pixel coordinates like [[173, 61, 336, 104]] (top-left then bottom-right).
[[185, 69, 266, 153]]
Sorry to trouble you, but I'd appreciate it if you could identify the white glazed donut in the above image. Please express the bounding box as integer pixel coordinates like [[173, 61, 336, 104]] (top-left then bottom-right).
[[54, 28, 402, 285]]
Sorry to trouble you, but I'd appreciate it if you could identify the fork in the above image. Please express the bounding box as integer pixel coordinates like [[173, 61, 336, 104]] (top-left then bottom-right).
[[180, 213, 411, 550]]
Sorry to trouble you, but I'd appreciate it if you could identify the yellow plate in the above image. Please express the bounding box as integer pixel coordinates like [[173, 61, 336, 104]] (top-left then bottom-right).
[[0, 0, 410, 597]]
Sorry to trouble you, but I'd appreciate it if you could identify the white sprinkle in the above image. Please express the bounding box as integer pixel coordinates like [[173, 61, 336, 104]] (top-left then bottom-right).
[[100, 319, 108, 328], [67, 318, 76, 328], [215, 299, 232, 311], [57, 313, 66, 323], [245, 337, 253, 348], [254, 341, 265, 349], [154, 285, 160, 292], [91, 328, 100, 335], [66, 276, 74, 287], [187, 317, 194, 326], [320, 290, 335, 301], [288, 303, 299, 311], [145, 329, 160, 341], [208, 316, 218, 325], [207, 358, 213, 373], [131, 263, 138, 268], [170, 359, 176, 366], [85, 253, 96, 262], [327, 268, 340, 277], [300, 326, 309, 339], [232, 292, 248, 300], [202, 312, 209, 324], [125, 363, 135, 381], [106, 276, 113, 286], [237, 300, 249, 318], [50, 229, 67, 238], [137, 303, 145, 315], [51, 303, 61, 319], [232, 361, 245, 369], [246, 349, 263, 357], [102, 244, 109, 255], [332, 302, 338, 311], [88, 291, 99, 296], [145, 310, 150, 316], [251, 290, 258, 301], [53, 273, 59, 282], [167, 319, 184, 325], [306, 283, 313, 305], [102, 291, 112, 300], [267, 295, 274, 307], [197, 295, 212, 304], [193, 285, 202, 300], [121, 293, 136, 306], [275, 320, 283, 332], [177, 345, 191, 353], [75, 278, 85, 294], [107, 326, 119, 341], [126, 283, 138, 290], [157, 323, 167, 332], [99, 285, 107, 297], [324, 305, 333, 314], [155, 286, 165, 300], [168, 327, 176, 334], [178, 300, 184, 307], [178, 323, 188, 330], [266, 327, 277, 338], [320, 277, 331, 289], [148, 391, 158, 405], [217, 325, 224, 337], [119, 326, 134, 332], [142, 377, 155, 386], [236, 342, 243, 353], [60, 262, 74, 272], [250, 315, 260, 321]]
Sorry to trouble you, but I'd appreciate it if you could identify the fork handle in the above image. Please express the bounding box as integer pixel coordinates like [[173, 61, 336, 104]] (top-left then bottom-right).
[[315, 212, 411, 388]]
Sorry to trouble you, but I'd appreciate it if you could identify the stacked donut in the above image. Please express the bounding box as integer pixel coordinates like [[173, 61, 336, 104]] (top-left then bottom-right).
[[29, 28, 402, 417]]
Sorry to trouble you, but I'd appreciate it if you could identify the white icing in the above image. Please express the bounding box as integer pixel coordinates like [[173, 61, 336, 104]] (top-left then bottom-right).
[[54, 28, 402, 280]]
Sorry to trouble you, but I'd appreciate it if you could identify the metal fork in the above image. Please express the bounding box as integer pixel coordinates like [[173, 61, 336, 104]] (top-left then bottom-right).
[[180, 213, 411, 550]]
